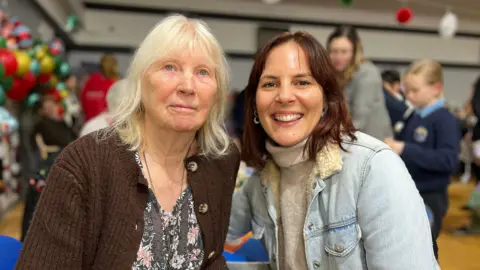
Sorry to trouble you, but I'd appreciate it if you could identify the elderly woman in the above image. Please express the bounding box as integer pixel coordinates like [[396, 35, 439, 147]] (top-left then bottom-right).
[[17, 15, 240, 269], [227, 32, 439, 269]]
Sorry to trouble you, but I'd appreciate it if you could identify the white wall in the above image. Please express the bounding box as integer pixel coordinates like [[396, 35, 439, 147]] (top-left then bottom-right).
[[68, 1, 480, 106], [85, 0, 480, 34]]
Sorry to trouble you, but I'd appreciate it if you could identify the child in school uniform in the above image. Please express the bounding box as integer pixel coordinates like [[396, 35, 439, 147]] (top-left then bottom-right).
[[384, 60, 460, 260]]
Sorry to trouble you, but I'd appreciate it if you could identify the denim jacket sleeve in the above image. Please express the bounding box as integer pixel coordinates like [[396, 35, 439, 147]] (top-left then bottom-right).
[[357, 149, 439, 269], [226, 175, 255, 242]]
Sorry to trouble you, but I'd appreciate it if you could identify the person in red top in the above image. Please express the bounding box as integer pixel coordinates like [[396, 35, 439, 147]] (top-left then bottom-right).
[[80, 54, 119, 121]]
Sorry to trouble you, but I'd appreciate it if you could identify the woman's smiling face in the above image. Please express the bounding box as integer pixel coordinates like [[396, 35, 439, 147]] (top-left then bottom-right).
[[255, 41, 325, 146]]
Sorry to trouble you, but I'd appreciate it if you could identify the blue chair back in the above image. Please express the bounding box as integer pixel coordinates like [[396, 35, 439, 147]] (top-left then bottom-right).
[[0, 235, 22, 270]]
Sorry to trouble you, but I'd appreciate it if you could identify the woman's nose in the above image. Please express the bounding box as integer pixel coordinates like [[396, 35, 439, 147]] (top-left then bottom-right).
[[178, 72, 195, 94], [276, 86, 295, 104]]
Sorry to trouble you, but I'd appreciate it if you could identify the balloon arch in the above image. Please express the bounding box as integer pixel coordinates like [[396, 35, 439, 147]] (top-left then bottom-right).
[[0, 12, 72, 116]]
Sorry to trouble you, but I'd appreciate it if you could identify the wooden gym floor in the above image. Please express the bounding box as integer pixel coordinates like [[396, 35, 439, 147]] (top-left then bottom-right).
[[1, 182, 479, 269]]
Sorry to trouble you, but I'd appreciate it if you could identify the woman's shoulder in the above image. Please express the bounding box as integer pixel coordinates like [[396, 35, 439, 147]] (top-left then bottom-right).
[[340, 132, 400, 170], [354, 61, 381, 80], [202, 142, 241, 174], [55, 130, 133, 174]]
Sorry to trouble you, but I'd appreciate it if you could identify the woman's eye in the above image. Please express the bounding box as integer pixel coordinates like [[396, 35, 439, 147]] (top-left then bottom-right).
[[198, 69, 209, 76], [261, 82, 276, 88], [296, 80, 311, 86], [164, 64, 175, 71]]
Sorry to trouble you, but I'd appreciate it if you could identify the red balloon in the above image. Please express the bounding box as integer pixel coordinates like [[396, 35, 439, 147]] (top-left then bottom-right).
[[6, 77, 30, 101], [0, 48, 17, 76], [22, 71, 36, 90], [396, 8, 413, 24], [36, 73, 51, 84]]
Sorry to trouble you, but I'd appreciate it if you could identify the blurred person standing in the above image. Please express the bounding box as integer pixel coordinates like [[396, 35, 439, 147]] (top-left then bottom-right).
[[79, 79, 127, 137], [385, 60, 460, 260], [382, 69, 411, 127], [327, 26, 392, 140], [80, 54, 119, 121]]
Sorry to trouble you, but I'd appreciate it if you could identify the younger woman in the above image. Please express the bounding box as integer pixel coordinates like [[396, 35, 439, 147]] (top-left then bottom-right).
[[228, 31, 439, 270], [327, 26, 392, 140]]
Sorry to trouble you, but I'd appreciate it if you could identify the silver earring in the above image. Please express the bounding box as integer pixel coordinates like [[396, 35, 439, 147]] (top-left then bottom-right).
[[253, 111, 260, 124], [321, 105, 328, 118]]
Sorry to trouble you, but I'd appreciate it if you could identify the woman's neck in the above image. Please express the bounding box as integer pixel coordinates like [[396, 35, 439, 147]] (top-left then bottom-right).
[[143, 120, 196, 167]]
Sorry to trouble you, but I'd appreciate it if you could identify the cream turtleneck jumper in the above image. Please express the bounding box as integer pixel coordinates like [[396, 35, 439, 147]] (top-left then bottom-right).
[[266, 139, 313, 270]]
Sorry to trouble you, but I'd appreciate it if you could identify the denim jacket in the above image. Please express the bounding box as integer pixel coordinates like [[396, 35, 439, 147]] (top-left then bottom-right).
[[227, 132, 440, 270]]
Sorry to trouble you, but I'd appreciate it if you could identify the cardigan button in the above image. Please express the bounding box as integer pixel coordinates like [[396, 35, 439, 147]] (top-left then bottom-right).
[[198, 203, 208, 214], [187, 161, 198, 172], [208, 251, 215, 259]]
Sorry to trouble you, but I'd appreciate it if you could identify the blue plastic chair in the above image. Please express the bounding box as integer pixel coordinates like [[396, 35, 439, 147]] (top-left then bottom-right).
[[224, 238, 269, 262], [0, 235, 22, 270]]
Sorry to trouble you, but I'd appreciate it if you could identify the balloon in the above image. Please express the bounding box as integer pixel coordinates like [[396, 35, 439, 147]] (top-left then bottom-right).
[[22, 71, 36, 89], [339, 0, 353, 6], [29, 59, 40, 76], [396, 7, 413, 24], [36, 73, 51, 84], [0, 49, 18, 76], [53, 55, 63, 67], [439, 11, 458, 39], [49, 39, 64, 55], [56, 82, 66, 90], [18, 39, 33, 49], [59, 89, 69, 99], [14, 51, 31, 76], [39, 55, 55, 74], [48, 75, 58, 87], [66, 14, 79, 32], [1, 76, 13, 90], [0, 38, 6, 49], [25, 92, 40, 108], [7, 77, 30, 101], [56, 62, 70, 78], [0, 86, 5, 106], [35, 45, 47, 60]]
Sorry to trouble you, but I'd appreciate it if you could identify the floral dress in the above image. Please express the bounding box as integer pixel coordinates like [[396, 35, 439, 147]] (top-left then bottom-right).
[[132, 153, 204, 270]]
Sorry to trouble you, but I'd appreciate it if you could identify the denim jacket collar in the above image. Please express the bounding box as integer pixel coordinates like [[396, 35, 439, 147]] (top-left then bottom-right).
[[260, 143, 343, 216]]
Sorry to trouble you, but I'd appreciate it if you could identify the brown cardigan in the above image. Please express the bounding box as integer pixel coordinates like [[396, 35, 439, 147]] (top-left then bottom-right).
[[16, 132, 241, 270]]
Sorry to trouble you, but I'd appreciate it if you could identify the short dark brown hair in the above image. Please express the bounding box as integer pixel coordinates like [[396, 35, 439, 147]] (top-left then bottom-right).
[[242, 31, 356, 169]]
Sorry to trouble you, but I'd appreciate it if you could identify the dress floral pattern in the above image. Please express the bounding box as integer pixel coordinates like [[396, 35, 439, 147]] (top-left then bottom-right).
[[132, 153, 204, 270]]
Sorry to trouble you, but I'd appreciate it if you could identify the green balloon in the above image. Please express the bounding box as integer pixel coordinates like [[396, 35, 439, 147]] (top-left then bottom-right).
[[0, 38, 7, 49], [339, 0, 353, 6], [25, 92, 41, 108], [0, 63, 4, 79], [1, 76, 13, 91], [57, 82, 66, 90], [57, 62, 71, 78], [54, 55, 63, 68], [32, 39, 43, 47], [30, 60, 41, 76], [0, 86, 5, 106]]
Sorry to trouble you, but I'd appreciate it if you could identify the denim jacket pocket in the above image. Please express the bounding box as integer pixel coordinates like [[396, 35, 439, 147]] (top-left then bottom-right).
[[324, 219, 361, 257]]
